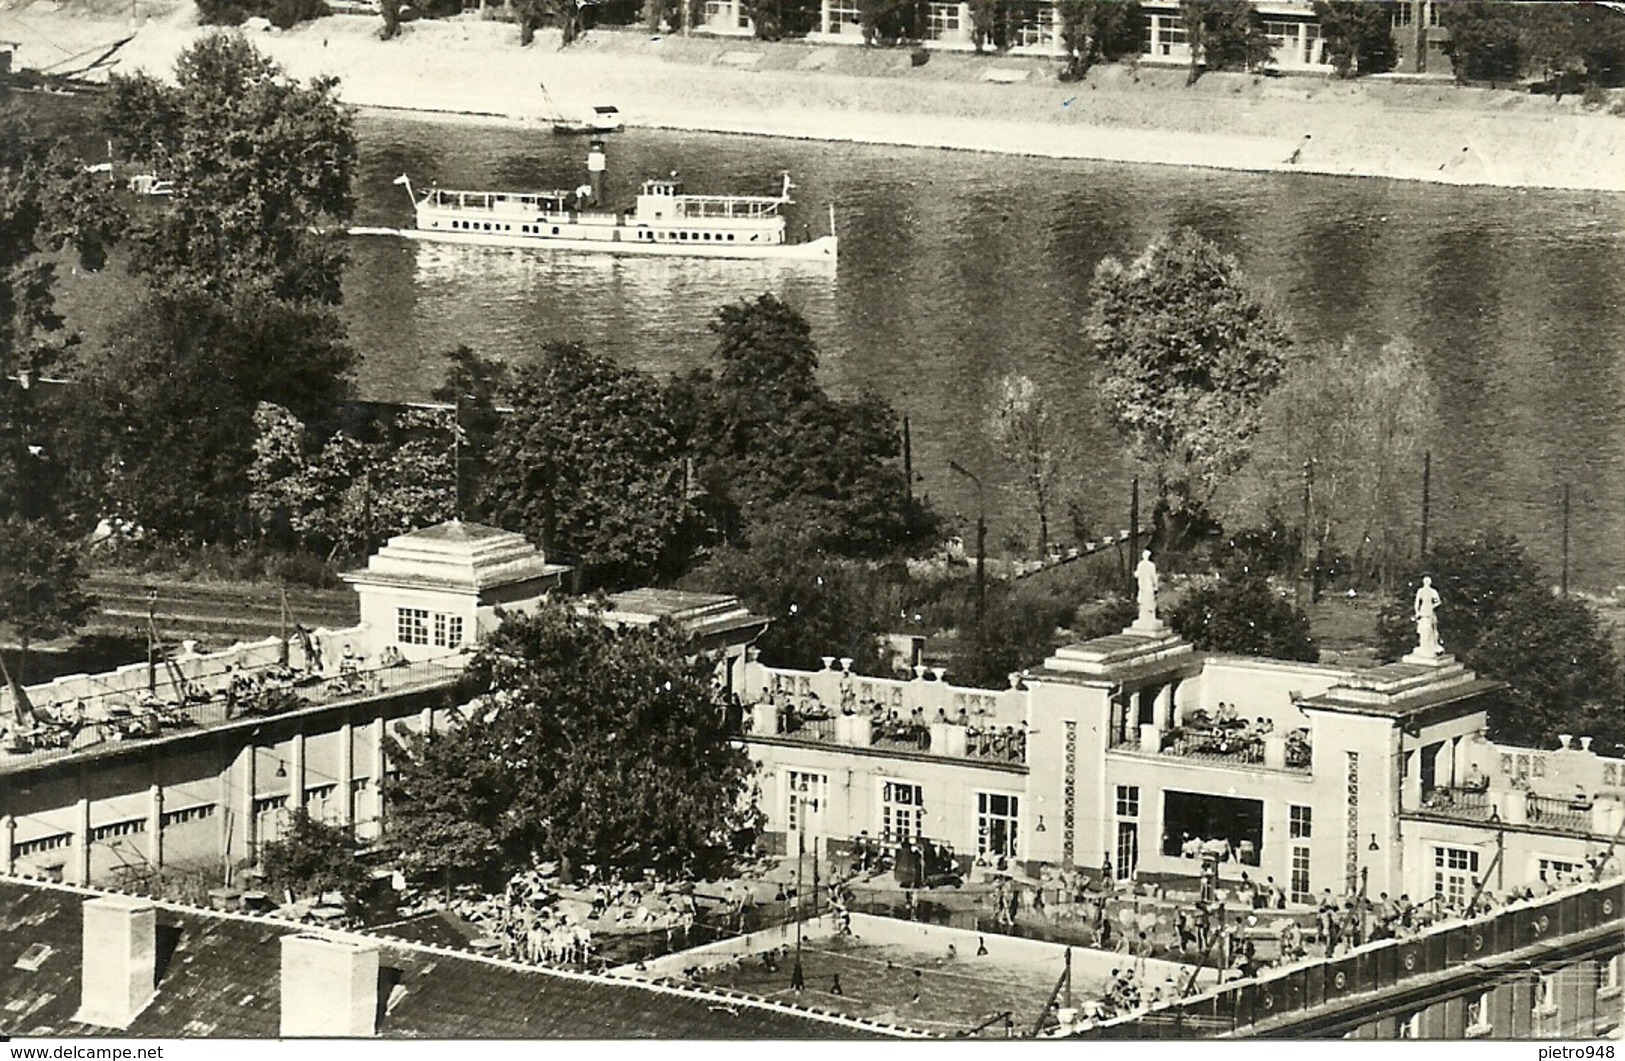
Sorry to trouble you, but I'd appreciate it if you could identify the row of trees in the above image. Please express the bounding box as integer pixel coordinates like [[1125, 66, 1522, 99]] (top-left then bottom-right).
[[1440, 1, 1625, 91]]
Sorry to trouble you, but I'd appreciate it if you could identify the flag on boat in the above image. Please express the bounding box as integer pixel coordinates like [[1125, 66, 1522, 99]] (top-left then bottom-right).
[[393, 174, 410, 186]]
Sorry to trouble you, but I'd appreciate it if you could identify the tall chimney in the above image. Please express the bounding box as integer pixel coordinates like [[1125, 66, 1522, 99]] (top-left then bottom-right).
[[280, 934, 380, 1038], [76, 896, 158, 1029]]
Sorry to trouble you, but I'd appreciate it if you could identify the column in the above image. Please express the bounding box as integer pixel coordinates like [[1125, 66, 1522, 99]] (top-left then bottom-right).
[[419, 705, 433, 735], [241, 743, 258, 863], [147, 784, 164, 872], [1148, 13, 1161, 56], [819, 0, 830, 34], [370, 716, 387, 834], [2, 814, 14, 876], [1296, 22, 1308, 68], [957, 2, 970, 44], [289, 732, 306, 811], [70, 797, 90, 885], [338, 721, 355, 828], [1155, 684, 1174, 729]]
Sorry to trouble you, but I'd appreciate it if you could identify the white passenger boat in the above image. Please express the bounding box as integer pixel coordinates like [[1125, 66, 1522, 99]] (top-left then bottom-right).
[[350, 141, 838, 263]]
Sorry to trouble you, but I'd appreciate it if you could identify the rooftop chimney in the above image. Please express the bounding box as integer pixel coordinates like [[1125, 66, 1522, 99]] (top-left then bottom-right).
[[76, 895, 157, 1029], [280, 934, 379, 1037]]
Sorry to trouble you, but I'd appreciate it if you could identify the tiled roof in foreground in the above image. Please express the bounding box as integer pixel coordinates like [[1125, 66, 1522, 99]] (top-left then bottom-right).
[[0, 878, 917, 1040]]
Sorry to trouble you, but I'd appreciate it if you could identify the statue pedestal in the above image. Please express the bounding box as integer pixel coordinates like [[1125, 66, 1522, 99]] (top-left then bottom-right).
[[1402, 649, 1455, 667], [1128, 617, 1169, 636]]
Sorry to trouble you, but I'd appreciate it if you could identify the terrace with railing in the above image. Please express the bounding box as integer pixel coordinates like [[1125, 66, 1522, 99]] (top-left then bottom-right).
[[735, 659, 1031, 768], [1110, 705, 1312, 774], [0, 647, 466, 777], [1411, 783, 1620, 837]]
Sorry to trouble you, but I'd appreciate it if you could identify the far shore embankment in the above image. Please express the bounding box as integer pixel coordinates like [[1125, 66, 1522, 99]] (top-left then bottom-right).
[[6, 5, 1625, 191]]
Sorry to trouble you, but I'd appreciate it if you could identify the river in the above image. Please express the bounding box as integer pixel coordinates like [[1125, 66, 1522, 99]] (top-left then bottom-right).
[[24, 96, 1625, 592]]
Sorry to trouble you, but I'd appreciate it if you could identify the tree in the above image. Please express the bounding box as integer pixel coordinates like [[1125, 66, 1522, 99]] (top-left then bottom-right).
[[1439, 0, 1524, 84], [380, 0, 403, 38], [0, 518, 95, 682], [1376, 533, 1623, 752], [250, 404, 458, 560], [259, 808, 372, 907], [988, 373, 1066, 556], [859, 0, 923, 45], [1374, 532, 1540, 663], [389, 601, 759, 880], [86, 37, 358, 544], [1221, 339, 1435, 594], [431, 344, 512, 513], [1169, 570, 1317, 662], [668, 294, 937, 560], [1087, 228, 1290, 554], [383, 723, 509, 894], [1313, 0, 1397, 78], [79, 291, 354, 543], [740, 0, 819, 38], [1057, 0, 1145, 79], [1179, 0, 1275, 83], [684, 523, 893, 674], [106, 34, 357, 305], [476, 342, 686, 588]]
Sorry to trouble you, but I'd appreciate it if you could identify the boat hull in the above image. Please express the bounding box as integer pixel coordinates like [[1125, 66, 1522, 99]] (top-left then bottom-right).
[[348, 225, 838, 262]]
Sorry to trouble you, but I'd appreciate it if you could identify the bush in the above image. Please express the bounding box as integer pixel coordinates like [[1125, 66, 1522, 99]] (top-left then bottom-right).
[[911, 45, 930, 67], [1583, 83, 1609, 109]]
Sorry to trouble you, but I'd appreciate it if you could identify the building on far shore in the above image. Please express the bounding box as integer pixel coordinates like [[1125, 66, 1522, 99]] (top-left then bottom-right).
[[693, 0, 1453, 77]]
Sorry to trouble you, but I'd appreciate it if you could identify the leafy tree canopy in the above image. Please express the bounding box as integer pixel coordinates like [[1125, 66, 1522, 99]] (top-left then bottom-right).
[[105, 34, 357, 304], [259, 808, 372, 907], [249, 403, 457, 561], [0, 517, 96, 680], [1179, 0, 1276, 82], [73, 290, 354, 544], [1313, 0, 1398, 78], [669, 294, 937, 559], [475, 342, 686, 588], [1058, 0, 1146, 79], [1374, 533, 1623, 752], [1220, 338, 1434, 593], [387, 600, 759, 881], [1169, 568, 1317, 662], [1087, 228, 1290, 549]]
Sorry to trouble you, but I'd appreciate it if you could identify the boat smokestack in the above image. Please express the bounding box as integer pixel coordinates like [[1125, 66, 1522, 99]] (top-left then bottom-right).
[[587, 140, 607, 207]]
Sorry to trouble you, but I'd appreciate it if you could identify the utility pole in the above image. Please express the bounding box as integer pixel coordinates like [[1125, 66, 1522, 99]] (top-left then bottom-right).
[[1420, 451, 1432, 559], [902, 414, 913, 503], [1561, 483, 1571, 597], [1299, 460, 1312, 607], [949, 461, 986, 636]]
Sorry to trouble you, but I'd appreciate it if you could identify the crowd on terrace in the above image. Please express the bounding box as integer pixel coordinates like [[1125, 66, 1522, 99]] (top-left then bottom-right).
[[0, 635, 414, 761], [752, 687, 1029, 763]]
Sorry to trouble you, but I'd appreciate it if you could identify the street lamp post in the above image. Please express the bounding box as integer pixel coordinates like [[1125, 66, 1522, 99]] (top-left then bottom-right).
[[948, 461, 986, 635]]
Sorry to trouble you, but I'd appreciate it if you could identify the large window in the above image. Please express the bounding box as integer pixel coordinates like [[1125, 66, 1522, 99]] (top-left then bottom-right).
[[397, 607, 464, 649], [1161, 790, 1264, 862], [882, 780, 924, 843], [787, 771, 827, 832], [1433, 845, 1479, 905], [827, 0, 858, 32], [977, 792, 1019, 858], [1392, 3, 1414, 28], [925, 2, 959, 40]]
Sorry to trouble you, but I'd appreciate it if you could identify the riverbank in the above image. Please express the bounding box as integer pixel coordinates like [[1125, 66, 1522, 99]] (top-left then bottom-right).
[[5, 4, 1624, 192]]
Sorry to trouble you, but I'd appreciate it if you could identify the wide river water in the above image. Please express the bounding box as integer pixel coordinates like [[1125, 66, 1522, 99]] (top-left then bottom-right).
[[28, 98, 1625, 592]]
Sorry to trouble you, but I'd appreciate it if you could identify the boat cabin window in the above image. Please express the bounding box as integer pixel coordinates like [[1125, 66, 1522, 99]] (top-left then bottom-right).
[[552, 227, 560, 235]]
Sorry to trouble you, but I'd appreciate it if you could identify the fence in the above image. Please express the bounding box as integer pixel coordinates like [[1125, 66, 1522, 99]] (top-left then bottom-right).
[[0, 657, 467, 776], [1079, 875, 1625, 1039]]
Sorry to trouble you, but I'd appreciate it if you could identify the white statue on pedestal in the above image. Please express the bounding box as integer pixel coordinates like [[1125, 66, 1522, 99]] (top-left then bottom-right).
[[1135, 549, 1159, 625], [1413, 575, 1443, 658]]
